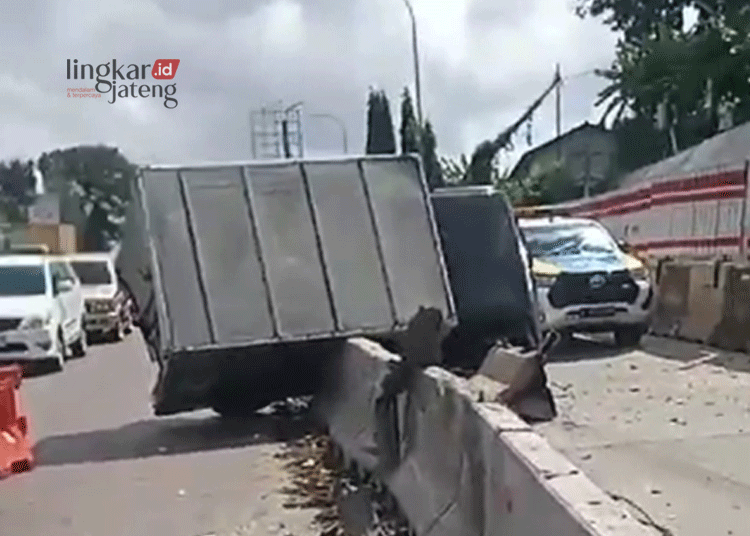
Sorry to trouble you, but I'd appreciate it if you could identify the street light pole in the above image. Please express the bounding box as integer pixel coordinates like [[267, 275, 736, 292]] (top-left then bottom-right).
[[402, 0, 423, 128], [309, 113, 349, 154]]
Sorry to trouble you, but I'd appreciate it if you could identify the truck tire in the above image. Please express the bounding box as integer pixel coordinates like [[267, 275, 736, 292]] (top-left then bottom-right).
[[70, 329, 87, 358], [51, 330, 67, 372], [110, 320, 125, 342], [615, 325, 646, 348]]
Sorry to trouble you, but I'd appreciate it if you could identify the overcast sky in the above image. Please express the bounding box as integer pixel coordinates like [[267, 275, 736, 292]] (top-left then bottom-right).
[[0, 0, 619, 170]]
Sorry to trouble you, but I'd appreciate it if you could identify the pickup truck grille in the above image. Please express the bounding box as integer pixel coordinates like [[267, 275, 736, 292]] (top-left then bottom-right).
[[0, 318, 22, 332], [548, 271, 638, 308]]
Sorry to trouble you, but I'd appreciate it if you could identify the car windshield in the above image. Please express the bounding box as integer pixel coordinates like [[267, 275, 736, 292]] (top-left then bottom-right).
[[0, 265, 47, 296], [71, 261, 112, 285], [522, 223, 619, 257]]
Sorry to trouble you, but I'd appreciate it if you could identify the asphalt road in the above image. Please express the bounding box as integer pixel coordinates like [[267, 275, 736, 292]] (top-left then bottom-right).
[[536, 334, 750, 536], [0, 332, 326, 536]]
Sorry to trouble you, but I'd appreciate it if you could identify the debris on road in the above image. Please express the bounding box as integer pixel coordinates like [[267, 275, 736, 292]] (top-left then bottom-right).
[[276, 433, 412, 536]]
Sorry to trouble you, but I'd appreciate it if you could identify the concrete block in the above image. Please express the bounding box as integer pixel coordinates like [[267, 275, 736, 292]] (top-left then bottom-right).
[[476, 346, 529, 385]]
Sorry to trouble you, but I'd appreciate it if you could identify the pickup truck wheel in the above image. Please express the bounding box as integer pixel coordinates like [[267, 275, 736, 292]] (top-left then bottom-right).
[[615, 326, 646, 348], [70, 329, 87, 358], [123, 305, 134, 334], [51, 331, 66, 372], [110, 321, 125, 342]]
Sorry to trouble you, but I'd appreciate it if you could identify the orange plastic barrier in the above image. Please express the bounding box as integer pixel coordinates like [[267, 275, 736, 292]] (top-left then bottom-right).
[[0, 365, 34, 478]]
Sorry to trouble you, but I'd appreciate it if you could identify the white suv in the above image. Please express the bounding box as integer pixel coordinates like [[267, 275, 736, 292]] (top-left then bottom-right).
[[0, 253, 86, 371]]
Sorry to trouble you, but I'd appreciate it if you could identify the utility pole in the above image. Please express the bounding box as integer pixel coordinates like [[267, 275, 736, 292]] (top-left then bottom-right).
[[555, 63, 562, 160], [402, 0, 423, 128]]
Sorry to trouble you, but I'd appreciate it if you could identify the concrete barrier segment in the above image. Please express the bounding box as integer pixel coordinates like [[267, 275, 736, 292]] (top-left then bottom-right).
[[680, 260, 727, 343], [652, 261, 691, 337], [318, 338, 661, 536], [314, 337, 400, 472], [710, 263, 750, 352]]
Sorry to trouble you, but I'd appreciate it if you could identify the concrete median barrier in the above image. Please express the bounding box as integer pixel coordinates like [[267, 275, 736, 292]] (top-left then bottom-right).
[[317, 338, 659, 536], [679, 259, 727, 343], [650, 258, 750, 351], [710, 263, 750, 352], [651, 260, 690, 337]]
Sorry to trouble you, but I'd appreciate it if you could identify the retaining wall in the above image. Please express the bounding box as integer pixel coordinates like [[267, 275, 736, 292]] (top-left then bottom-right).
[[316, 338, 659, 536]]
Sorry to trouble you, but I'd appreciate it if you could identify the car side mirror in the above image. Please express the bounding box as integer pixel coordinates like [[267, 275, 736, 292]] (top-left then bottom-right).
[[55, 278, 74, 294], [617, 240, 631, 252]]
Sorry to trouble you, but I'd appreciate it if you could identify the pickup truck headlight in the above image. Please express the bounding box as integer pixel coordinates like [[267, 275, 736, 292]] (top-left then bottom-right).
[[20, 313, 52, 330], [630, 265, 650, 281], [533, 274, 557, 288]]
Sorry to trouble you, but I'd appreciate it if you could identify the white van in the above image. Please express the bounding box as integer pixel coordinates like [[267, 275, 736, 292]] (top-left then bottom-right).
[[0, 252, 86, 371]]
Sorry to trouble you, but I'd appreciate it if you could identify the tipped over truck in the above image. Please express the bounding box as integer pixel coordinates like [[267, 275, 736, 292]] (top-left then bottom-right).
[[117, 155, 552, 419]]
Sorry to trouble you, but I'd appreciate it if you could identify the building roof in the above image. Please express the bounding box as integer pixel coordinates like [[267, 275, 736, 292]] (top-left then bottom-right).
[[619, 120, 750, 189], [509, 121, 609, 178]]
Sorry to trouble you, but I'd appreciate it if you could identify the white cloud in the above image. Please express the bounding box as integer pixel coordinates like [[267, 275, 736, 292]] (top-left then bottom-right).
[[0, 0, 621, 170]]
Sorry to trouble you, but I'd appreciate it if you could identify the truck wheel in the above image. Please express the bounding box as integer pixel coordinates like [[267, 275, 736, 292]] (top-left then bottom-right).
[[70, 328, 87, 358], [51, 331, 67, 372], [211, 397, 272, 419], [615, 326, 646, 348], [110, 321, 125, 342]]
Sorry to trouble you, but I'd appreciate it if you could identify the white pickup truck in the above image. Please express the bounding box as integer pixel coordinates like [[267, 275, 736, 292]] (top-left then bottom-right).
[[69, 252, 134, 342], [518, 215, 655, 347]]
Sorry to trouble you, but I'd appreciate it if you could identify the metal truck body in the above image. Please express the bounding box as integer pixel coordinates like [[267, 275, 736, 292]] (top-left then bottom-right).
[[118, 155, 457, 416]]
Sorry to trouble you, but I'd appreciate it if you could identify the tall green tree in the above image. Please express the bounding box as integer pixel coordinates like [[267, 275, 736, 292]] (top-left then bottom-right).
[[575, 0, 748, 43], [365, 89, 397, 154], [399, 87, 420, 155], [420, 120, 443, 190], [37, 145, 137, 250], [0, 159, 35, 204], [578, 1, 750, 160]]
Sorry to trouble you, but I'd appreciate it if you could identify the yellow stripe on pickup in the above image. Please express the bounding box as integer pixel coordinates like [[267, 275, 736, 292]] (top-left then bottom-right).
[[622, 254, 644, 271], [531, 258, 562, 276]]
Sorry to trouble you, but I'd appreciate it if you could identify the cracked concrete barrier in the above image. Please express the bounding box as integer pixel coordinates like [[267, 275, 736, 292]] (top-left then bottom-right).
[[318, 338, 660, 536]]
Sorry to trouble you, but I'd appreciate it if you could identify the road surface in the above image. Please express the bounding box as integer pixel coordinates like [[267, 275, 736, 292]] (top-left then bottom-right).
[[0, 332, 326, 536], [536, 334, 750, 536]]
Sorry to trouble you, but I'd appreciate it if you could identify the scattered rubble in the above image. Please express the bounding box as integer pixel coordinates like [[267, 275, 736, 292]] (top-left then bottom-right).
[[276, 432, 412, 536]]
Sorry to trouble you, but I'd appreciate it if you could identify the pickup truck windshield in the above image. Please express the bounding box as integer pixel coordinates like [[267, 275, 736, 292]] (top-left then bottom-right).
[[0, 265, 46, 296], [71, 261, 112, 285], [523, 223, 619, 257]]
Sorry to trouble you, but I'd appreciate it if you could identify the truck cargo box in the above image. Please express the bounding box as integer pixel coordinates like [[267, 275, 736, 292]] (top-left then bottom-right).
[[119, 155, 456, 415]]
